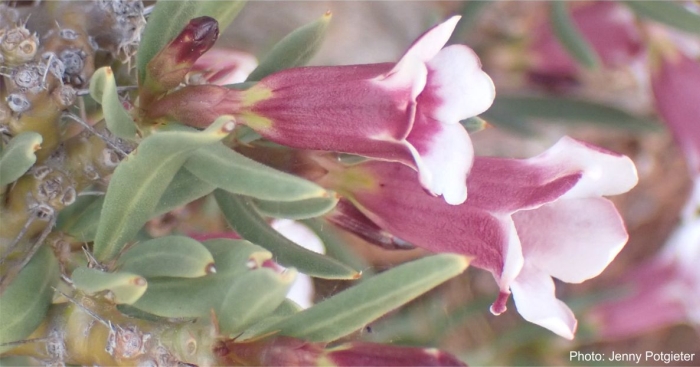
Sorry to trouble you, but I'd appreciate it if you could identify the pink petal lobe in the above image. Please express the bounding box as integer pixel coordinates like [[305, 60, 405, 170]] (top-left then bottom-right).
[[511, 264, 577, 339], [400, 16, 461, 64], [513, 198, 628, 283]]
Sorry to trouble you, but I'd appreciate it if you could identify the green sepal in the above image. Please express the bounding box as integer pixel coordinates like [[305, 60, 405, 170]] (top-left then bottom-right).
[[93, 116, 235, 261], [0, 247, 58, 353], [253, 195, 339, 220], [152, 168, 215, 218], [89, 67, 138, 140], [71, 266, 147, 305], [246, 11, 332, 81], [623, 1, 700, 35], [116, 236, 215, 278], [214, 190, 360, 280], [550, 2, 600, 69], [253, 254, 470, 342], [56, 194, 104, 242], [131, 239, 273, 318], [218, 267, 296, 335], [460, 116, 489, 134], [137, 0, 246, 82], [0, 132, 42, 186], [185, 143, 327, 201]]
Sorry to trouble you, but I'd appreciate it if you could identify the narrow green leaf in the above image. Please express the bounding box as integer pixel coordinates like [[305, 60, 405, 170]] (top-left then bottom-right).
[[214, 190, 360, 280], [302, 218, 374, 279], [0, 132, 41, 186], [152, 168, 215, 218], [253, 195, 338, 220], [56, 195, 104, 242], [94, 117, 235, 261], [117, 236, 215, 278], [218, 268, 296, 335], [185, 143, 327, 201], [484, 94, 662, 133], [255, 254, 470, 342], [132, 239, 272, 318], [247, 12, 332, 81], [237, 299, 303, 341], [550, 2, 600, 69], [0, 247, 58, 353], [137, 1, 246, 81], [89, 67, 138, 139], [623, 1, 700, 35], [449, 0, 492, 44], [71, 266, 147, 305]]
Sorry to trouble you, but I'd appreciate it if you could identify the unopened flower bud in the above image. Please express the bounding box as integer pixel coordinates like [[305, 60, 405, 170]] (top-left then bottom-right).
[[142, 17, 219, 96]]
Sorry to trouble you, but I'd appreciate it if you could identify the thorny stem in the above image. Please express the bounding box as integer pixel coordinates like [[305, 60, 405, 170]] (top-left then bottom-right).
[[0, 215, 37, 264]]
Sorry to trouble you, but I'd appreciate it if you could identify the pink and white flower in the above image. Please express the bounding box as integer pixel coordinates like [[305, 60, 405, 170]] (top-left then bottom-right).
[[147, 16, 495, 205], [319, 137, 638, 339]]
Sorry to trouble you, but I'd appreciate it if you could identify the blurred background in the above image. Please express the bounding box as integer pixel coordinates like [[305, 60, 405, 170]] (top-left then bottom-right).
[[168, 1, 700, 366]]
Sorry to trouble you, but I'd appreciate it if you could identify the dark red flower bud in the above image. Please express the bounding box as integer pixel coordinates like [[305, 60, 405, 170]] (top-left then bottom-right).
[[141, 17, 219, 102]]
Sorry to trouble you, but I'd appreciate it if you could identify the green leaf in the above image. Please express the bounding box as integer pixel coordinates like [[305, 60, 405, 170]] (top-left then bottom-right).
[[56, 194, 104, 242], [93, 117, 235, 261], [0, 247, 58, 353], [623, 1, 700, 35], [116, 236, 215, 278], [71, 266, 147, 305], [550, 2, 600, 70], [185, 143, 327, 201], [0, 132, 41, 186], [253, 195, 338, 220], [89, 67, 138, 139], [218, 268, 296, 335], [301, 218, 374, 279], [247, 11, 332, 81], [214, 190, 360, 280], [132, 239, 273, 318], [253, 254, 469, 342], [137, 1, 246, 81], [484, 94, 662, 133], [152, 168, 215, 218]]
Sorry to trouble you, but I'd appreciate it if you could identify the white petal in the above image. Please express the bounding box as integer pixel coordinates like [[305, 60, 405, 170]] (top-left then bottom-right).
[[511, 264, 577, 339], [534, 136, 638, 199], [424, 45, 496, 123], [513, 198, 628, 283], [405, 123, 473, 205]]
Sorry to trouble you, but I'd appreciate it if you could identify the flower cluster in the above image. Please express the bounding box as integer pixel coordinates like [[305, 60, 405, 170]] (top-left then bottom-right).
[[146, 15, 637, 339]]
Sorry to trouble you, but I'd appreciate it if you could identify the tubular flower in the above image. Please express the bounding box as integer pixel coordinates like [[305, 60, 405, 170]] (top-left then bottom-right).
[[147, 16, 495, 205], [320, 137, 638, 339]]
